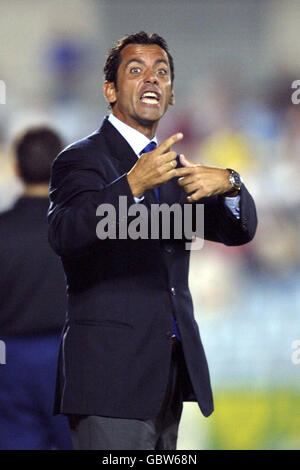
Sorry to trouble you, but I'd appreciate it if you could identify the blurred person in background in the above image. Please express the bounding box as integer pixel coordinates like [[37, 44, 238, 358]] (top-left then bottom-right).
[[0, 127, 72, 450], [48, 31, 257, 450]]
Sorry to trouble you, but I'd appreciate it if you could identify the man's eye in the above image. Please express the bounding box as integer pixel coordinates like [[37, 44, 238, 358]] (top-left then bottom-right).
[[158, 69, 168, 75], [130, 67, 141, 73]]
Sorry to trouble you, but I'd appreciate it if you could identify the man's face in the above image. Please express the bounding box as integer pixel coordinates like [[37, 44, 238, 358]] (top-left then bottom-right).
[[104, 44, 174, 135]]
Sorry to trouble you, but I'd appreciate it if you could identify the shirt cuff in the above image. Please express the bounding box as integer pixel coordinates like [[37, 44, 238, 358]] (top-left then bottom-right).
[[223, 195, 240, 219]]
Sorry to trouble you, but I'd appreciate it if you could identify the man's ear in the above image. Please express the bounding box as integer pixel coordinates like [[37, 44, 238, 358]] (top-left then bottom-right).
[[103, 81, 117, 106], [169, 89, 175, 106]]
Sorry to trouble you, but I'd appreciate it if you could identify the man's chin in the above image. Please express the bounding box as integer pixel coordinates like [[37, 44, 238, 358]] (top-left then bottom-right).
[[136, 110, 164, 126]]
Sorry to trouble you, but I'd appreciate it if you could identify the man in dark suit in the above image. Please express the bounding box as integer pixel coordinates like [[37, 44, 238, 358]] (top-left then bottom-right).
[[48, 31, 257, 450], [0, 127, 72, 449]]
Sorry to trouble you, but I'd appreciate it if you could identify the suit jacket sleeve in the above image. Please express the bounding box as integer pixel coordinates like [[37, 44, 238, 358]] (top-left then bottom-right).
[[185, 184, 257, 246], [48, 147, 136, 257]]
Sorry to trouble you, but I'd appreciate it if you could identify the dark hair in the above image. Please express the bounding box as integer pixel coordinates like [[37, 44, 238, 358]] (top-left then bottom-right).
[[104, 31, 175, 88], [14, 127, 63, 184]]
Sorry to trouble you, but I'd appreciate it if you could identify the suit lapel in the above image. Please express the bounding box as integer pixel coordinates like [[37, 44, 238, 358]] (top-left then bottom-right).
[[96, 117, 181, 206], [97, 117, 139, 175], [96, 118, 156, 205]]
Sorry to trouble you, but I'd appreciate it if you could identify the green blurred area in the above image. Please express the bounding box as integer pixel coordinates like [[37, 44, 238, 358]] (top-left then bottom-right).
[[179, 390, 300, 450]]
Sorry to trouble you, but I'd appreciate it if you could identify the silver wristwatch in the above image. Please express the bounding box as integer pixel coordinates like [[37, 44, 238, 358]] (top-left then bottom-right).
[[227, 168, 243, 192]]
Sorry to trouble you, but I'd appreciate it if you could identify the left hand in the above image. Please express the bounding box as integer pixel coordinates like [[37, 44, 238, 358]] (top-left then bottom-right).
[[177, 155, 233, 202]]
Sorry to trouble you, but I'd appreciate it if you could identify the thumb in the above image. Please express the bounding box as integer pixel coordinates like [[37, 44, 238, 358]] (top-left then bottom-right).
[[180, 154, 196, 168]]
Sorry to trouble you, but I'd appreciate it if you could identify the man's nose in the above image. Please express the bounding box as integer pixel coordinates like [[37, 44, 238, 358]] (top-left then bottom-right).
[[144, 70, 158, 84]]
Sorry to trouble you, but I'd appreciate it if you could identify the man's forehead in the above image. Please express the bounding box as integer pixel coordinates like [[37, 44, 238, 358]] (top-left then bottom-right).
[[120, 43, 169, 65]]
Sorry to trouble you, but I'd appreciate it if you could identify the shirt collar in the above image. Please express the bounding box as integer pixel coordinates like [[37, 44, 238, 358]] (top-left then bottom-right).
[[108, 113, 157, 157]]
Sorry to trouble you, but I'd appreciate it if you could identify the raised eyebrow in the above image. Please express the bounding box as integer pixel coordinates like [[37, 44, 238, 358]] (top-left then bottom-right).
[[124, 58, 169, 69], [124, 58, 145, 69], [154, 59, 169, 68]]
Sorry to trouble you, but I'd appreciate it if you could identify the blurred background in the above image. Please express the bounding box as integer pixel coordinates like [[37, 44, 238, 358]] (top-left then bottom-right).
[[0, 0, 299, 450]]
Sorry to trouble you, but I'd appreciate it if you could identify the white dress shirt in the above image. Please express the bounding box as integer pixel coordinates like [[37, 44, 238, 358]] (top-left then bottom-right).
[[108, 113, 240, 218]]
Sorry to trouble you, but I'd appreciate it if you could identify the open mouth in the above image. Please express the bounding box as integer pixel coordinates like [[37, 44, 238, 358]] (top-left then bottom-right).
[[140, 91, 160, 105]]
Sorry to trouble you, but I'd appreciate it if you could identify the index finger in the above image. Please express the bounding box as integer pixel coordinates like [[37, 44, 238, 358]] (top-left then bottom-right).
[[156, 132, 183, 154]]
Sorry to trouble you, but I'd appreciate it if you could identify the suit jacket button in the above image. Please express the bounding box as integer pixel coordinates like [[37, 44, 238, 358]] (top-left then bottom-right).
[[170, 286, 176, 296], [164, 245, 173, 253]]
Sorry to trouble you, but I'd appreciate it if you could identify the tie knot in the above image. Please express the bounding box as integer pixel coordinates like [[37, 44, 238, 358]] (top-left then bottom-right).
[[140, 141, 157, 155]]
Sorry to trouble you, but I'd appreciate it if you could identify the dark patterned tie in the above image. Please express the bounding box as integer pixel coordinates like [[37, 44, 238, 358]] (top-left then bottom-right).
[[140, 141, 160, 202], [140, 142, 181, 341]]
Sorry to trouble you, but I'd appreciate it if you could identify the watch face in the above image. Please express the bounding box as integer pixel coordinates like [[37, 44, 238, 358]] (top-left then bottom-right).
[[230, 171, 242, 189], [233, 172, 241, 186]]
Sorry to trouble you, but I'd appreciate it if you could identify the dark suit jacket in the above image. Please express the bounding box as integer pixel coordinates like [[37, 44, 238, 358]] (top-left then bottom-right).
[[48, 117, 257, 419], [0, 197, 66, 336]]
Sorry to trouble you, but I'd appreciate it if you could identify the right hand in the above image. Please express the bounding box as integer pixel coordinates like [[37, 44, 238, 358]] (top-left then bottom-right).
[[127, 133, 183, 197]]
